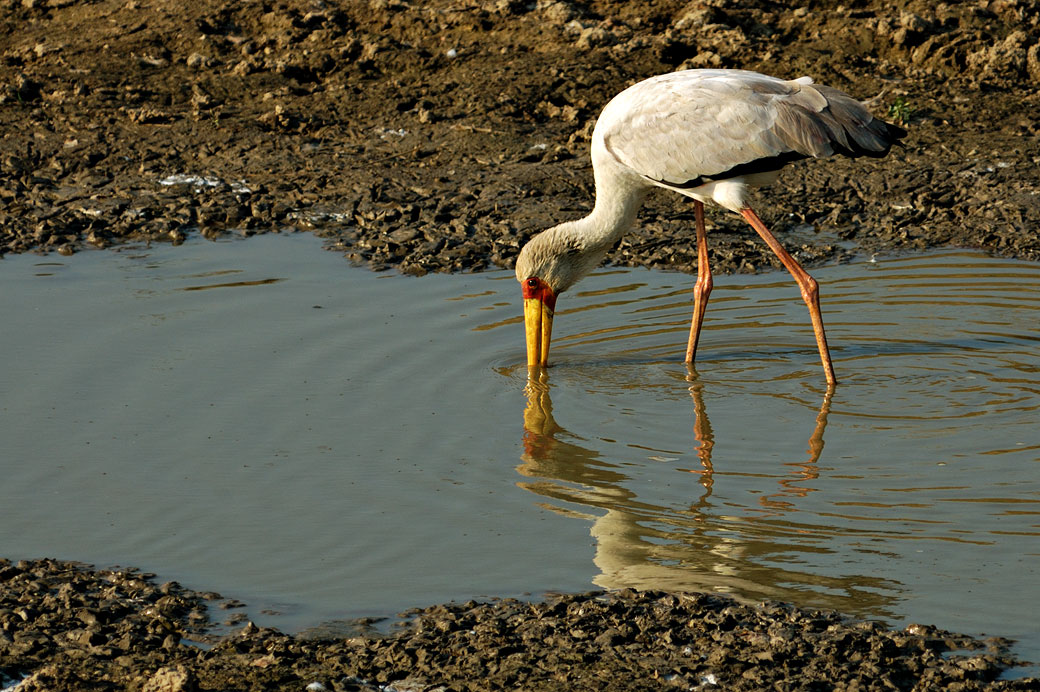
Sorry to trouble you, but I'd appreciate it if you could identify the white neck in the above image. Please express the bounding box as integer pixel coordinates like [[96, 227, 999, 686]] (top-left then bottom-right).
[[516, 154, 650, 294], [569, 157, 649, 253]]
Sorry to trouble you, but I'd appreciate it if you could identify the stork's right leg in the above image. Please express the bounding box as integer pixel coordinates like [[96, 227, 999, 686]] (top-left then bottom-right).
[[741, 207, 837, 386], [685, 201, 712, 363]]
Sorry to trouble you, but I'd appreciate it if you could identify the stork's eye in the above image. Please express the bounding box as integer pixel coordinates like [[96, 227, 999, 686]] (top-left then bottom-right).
[[526, 278, 538, 288]]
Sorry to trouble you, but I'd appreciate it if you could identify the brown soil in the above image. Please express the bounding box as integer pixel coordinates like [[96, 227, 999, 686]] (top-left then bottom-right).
[[2, 0, 1039, 277], [2, 558, 1038, 691]]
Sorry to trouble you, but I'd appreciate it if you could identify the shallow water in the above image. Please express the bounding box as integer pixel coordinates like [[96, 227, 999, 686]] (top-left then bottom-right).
[[0, 234, 1037, 671]]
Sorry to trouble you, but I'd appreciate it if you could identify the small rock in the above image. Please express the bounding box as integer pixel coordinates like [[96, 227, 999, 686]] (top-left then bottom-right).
[[575, 25, 616, 50], [538, 0, 578, 24], [142, 664, 196, 692], [185, 53, 210, 68], [898, 11, 930, 32], [388, 228, 419, 243]]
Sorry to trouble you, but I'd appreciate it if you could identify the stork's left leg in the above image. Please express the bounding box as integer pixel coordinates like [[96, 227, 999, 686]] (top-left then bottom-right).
[[685, 201, 712, 363], [741, 208, 837, 386]]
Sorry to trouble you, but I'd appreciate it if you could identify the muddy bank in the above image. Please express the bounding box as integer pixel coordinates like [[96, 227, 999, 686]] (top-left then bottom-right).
[[1, 558, 1037, 691], [2, 0, 1040, 276]]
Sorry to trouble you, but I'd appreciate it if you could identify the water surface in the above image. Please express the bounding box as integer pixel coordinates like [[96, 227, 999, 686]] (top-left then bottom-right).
[[0, 234, 1036, 671]]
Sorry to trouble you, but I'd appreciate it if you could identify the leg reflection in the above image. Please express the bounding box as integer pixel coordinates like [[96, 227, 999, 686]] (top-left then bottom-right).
[[685, 365, 715, 496], [684, 368, 835, 508], [760, 386, 834, 509]]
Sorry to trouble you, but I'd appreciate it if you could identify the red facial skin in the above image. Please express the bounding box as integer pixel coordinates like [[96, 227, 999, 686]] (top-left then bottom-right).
[[521, 277, 557, 311]]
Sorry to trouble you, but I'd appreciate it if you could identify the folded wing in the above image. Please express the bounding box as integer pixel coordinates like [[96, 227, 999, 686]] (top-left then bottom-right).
[[598, 69, 905, 190]]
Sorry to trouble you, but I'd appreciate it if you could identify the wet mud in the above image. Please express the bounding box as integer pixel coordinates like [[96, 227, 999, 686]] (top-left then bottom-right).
[[2, 0, 1039, 274], [2, 559, 1037, 691]]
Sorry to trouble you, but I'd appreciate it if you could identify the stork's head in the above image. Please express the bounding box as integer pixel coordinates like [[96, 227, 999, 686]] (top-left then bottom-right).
[[515, 224, 604, 369]]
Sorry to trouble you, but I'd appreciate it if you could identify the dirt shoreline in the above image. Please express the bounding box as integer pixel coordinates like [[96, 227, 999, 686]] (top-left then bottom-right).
[[1, 558, 1037, 691], [2, 0, 1040, 277]]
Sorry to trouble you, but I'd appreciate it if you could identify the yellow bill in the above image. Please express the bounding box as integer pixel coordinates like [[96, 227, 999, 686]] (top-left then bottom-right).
[[524, 296, 554, 368], [521, 276, 557, 369]]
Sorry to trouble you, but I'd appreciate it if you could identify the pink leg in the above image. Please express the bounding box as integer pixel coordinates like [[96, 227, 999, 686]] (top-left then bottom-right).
[[685, 201, 712, 363], [741, 208, 837, 386]]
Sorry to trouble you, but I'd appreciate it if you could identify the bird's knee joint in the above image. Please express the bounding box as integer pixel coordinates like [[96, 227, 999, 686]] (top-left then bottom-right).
[[800, 276, 819, 303]]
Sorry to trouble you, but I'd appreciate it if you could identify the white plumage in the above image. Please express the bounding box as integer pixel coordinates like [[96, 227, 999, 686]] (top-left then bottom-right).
[[516, 69, 906, 385]]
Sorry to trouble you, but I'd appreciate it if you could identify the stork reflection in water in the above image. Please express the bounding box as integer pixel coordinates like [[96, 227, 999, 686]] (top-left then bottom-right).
[[517, 372, 881, 611]]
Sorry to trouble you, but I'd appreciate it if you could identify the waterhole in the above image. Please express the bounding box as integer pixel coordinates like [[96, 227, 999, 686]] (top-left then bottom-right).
[[0, 233, 1036, 670]]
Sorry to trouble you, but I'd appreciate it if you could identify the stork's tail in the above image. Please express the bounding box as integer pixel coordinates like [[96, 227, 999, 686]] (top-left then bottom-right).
[[813, 85, 907, 158]]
